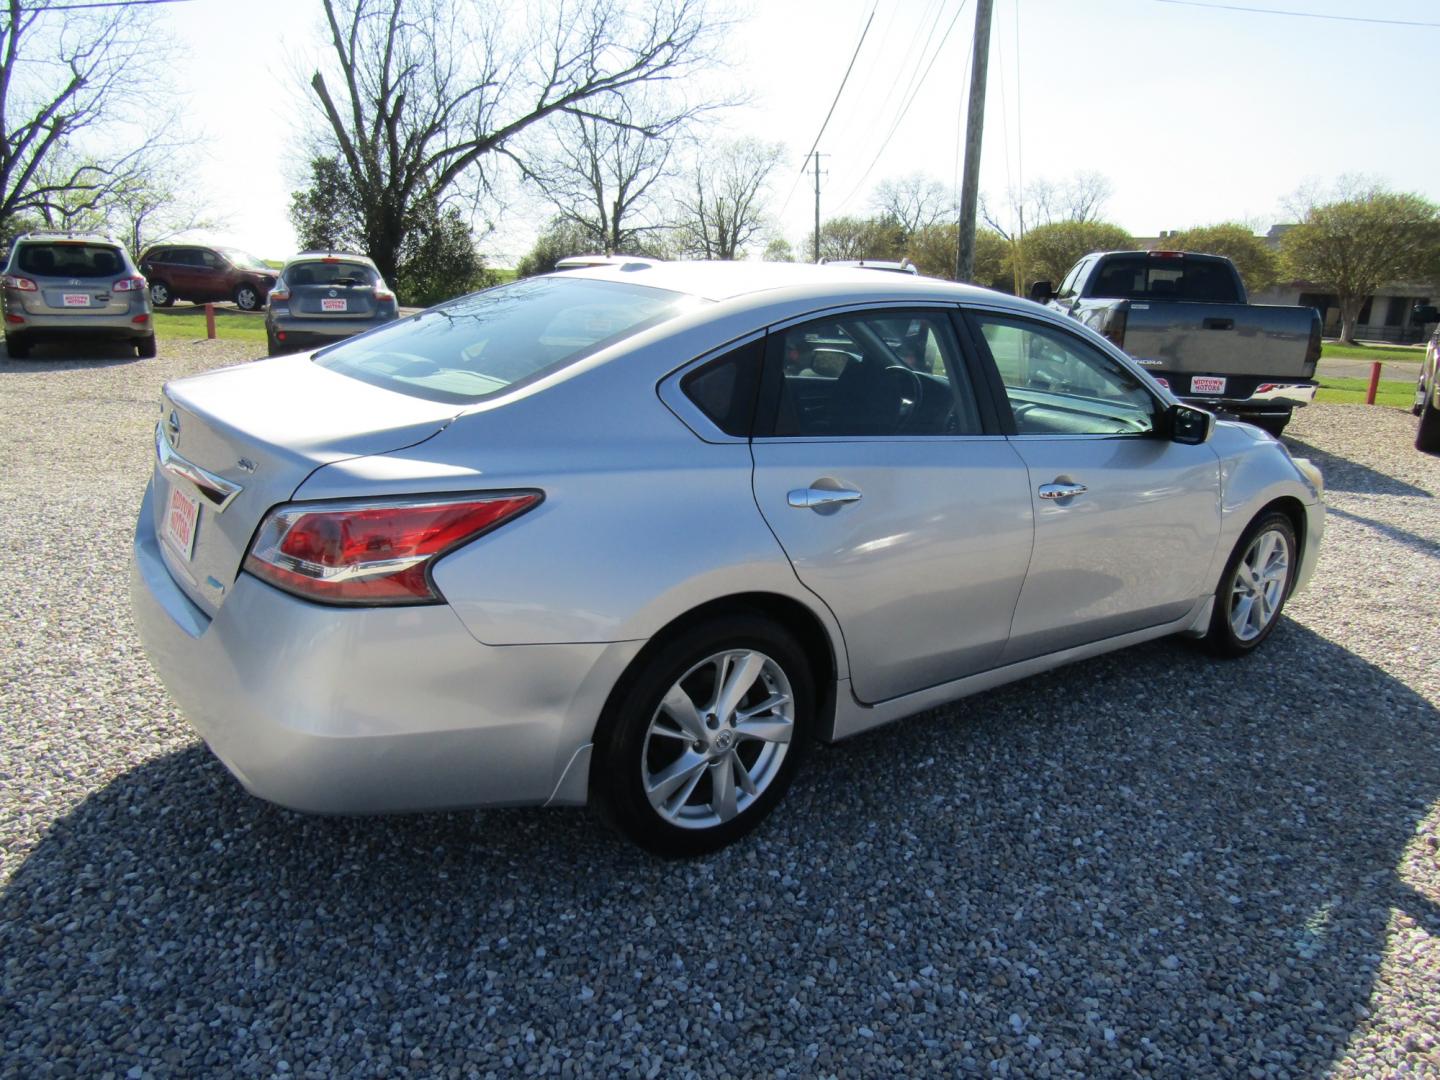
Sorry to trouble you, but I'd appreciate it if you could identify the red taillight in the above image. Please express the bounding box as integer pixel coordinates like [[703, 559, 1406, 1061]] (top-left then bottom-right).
[[375, 289, 395, 302], [3, 275, 36, 291], [131, 314, 149, 323], [268, 288, 290, 302], [1102, 306, 1128, 348], [1148, 251, 1185, 259], [113, 276, 146, 292], [243, 492, 542, 605], [5, 313, 24, 323]]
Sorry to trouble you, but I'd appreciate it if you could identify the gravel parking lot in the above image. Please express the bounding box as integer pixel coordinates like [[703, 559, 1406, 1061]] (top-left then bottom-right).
[[2, 339, 1437, 1078]]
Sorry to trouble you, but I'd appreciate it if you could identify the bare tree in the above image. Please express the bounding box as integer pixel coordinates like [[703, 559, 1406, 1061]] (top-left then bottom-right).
[[102, 149, 227, 256], [674, 137, 783, 260], [0, 1, 160, 235], [982, 170, 1114, 240], [304, 0, 721, 283], [519, 101, 684, 255], [804, 215, 902, 263], [870, 173, 951, 241]]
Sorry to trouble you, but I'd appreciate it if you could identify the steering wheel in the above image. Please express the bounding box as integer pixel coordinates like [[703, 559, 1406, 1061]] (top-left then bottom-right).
[[882, 365, 925, 431]]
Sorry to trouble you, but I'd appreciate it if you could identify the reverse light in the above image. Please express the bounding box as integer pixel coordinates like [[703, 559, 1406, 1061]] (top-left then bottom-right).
[[3, 275, 36, 291], [244, 492, 542, 605], [112, 276, 147, 291]]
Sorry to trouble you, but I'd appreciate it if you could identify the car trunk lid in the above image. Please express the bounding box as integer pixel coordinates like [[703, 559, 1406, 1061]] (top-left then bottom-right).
[[149, 353, 460, 618]]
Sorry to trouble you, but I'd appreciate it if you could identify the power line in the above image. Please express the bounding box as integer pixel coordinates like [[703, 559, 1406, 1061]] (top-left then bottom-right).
[[1148, 0, 1440, 29], [777, 4, 877, 219], [836, 0, 972, 213]]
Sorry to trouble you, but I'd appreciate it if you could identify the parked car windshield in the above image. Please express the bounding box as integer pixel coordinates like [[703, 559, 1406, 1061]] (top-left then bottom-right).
[[314, 276, 699, 403], [220, 248, 268, 270], [286, 260, 379, 286], [15, 243, 125, 279]]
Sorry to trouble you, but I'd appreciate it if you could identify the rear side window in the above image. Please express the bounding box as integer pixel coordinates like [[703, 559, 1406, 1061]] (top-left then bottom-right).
[[681, 339, 764, 437], [286, 261, 379, 286], [15, 244, 124, 278], [315, 276, 699, 404]]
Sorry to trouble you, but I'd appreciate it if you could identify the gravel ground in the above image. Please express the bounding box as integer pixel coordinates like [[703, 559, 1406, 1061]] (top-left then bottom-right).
[[1, 339, 1437, 1078]]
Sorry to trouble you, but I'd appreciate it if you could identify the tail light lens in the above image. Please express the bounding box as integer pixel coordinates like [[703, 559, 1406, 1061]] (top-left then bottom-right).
[[113, 276, 147, 291], [1101, 306, 1128, 348], [268, 287, 290, 302], [3, 275, 36, 291], [375, 288, 395, 302], [244, 492, 542, 605]]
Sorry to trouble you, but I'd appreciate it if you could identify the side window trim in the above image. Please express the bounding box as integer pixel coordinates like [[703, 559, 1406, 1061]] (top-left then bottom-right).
[[657, 329, 768, 444], [755, 305, 991, 441]]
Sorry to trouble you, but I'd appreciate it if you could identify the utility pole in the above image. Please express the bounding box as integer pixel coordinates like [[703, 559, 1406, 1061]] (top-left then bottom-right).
[[956, 0, 993, 283], [811, 151, 825, 264]]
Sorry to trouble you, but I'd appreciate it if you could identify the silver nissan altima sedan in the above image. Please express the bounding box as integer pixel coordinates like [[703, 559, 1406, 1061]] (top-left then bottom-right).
[[131, 259, 1325, 855]]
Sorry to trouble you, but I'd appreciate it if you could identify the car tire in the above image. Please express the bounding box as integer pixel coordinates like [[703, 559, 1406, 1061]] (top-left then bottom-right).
[[1417, 384, 1440, 454], [591, 614, 813, 857], [135, 334, 157, 359], [149, 281, 173, 307], [1205, 510, 1298, 657], [234, 284, 261, 311], [5, 333, 30, 359]]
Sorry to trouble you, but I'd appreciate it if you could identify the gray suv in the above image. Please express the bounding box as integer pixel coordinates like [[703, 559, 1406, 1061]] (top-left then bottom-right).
[[2, 233, 155, 358]]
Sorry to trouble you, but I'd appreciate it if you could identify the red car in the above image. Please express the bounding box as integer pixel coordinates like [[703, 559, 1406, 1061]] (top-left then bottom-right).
[[138, 244, 276, 311]]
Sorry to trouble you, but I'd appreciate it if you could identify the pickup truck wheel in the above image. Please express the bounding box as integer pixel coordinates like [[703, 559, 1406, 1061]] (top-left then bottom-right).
[[1206, 511, 1296, 657], [591, 615, 812, 857], [1417, 386, 1440, 454]]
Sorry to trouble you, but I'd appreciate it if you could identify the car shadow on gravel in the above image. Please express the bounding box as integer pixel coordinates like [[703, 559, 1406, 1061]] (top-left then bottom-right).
[[2, 623, 1437, 1075], [1285, 437, 1432, 498], [0, 339, 143, 368]]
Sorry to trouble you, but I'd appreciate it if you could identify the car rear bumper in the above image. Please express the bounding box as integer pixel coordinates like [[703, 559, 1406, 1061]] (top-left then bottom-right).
[[267, 314, 395, 347], [130, 480, 634, 814], [5, 314, 152, 338], [1151, 372, 1317, 414]]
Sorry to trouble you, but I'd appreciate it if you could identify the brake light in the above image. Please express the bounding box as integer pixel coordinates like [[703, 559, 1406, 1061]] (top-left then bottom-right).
[[112, 276, 146, 291], [375, 289, 395, 302], [3, 275, 36, 291], [1148, 251, 1185, 259], [244, 492, 542, 605], [268, 288, 290, 302], [1102, 306, 1128, 348]]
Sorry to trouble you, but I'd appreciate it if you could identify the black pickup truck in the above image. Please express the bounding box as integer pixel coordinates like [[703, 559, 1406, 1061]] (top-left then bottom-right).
[[1031, 250, 1322, 437]]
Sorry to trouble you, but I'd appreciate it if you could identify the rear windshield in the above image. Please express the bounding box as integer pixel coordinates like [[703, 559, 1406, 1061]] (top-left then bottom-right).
[[285, 261, 379, 286], [15, 243, 125, 279], [314, 276, 699, 403], [1089, 256, 1240, 303]]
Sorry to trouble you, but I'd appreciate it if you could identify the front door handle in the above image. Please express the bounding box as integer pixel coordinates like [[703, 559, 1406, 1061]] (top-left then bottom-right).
[[1038, 482, 1088, 500], [788, 486, 863, 509]]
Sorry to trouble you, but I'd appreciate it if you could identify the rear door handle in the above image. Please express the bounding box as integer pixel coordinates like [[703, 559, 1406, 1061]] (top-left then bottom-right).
[[1038, 482, 1088, 500], [788, 486, 863, 509]]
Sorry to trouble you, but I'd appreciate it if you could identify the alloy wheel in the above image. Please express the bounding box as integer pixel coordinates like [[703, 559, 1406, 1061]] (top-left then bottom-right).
[[640, 648, 794, 830], [1228, 527, 1291, 641]]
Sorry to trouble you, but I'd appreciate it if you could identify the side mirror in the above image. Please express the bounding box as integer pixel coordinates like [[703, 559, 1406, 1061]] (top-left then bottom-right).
[[1028, 280, 1054, 303], [1168, 403, 1214, 445], [1411, 304, 1439, 325]]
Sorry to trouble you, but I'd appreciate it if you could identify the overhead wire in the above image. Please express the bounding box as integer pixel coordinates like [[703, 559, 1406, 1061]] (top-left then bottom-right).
[[1147, 0, 1440, 28], [776, 3, 879, 219], [834, 0, 972, 214]]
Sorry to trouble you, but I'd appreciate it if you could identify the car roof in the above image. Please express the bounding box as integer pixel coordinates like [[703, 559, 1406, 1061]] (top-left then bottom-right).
[[287, 252, 376, 265], [550, 259, 1028, 310], [17, 232, 120, 246]]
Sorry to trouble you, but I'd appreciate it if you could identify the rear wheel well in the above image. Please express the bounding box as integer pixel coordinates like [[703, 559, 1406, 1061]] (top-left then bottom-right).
[[596, 594, 840, 750]]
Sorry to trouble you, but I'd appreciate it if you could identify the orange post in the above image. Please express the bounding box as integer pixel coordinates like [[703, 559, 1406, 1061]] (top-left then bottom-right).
[[205, 303, 217, 339], [1365, 361, 1381, 405]]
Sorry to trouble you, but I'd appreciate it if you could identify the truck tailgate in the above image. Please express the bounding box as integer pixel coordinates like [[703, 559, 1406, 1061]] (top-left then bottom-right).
[[1120, 302, 1318, 380]]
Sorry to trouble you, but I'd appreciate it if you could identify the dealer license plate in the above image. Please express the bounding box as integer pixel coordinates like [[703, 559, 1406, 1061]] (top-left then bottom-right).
[[321, 298, 348, 312], [1191, 375, 1227, 395], [162, 483, 201, 561], [62, 293, 90, 307]]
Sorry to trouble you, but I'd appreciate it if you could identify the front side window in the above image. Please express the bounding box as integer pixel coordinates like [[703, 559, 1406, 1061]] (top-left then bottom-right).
[[971, 314, 1156, 436], [315, 276, 699, 403], [765, 310, 982, 437], [221, 248, 267, 271]]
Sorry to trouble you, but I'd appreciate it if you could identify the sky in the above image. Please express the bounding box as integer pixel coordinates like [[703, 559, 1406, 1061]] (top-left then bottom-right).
[[158, 0, 1440, 264]]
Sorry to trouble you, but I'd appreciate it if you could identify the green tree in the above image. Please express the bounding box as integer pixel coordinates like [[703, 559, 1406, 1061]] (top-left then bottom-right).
[[807, 215, 904, 262], [1160, 222, 1278, 293], [514, 219, 597, 277], [289, 156, 363, 253], [762, 236, 794, 262], [1280, 184, 1440, 344], [1016, 220, 1134, 291], [906, 223, 1009, 290], [394, 200, 494, 307]]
